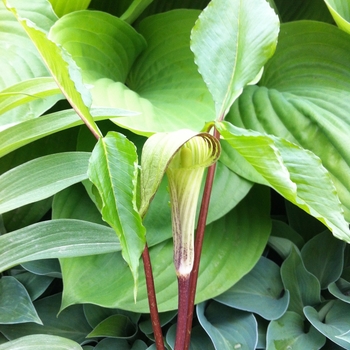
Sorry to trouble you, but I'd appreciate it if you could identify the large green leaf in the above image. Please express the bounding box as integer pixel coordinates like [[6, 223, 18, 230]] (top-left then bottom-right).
[[0, 335, 83, 350], [48, 0, 91, 17], [215, 257, 289, 321], [227, 21, 350, 222], [88, 132, 146, 295], [217, 121, 350, 242], [0, 277, 41, 325], [324, 0, 350, 33], [197, 301, 258, 350], [4, 0, 102, 138], [266, 311, 326, 349], [60, 185, 271, 313], [0, 152, 90, 214], [190, 0, 279, 119], [0, 219, 120, 273]]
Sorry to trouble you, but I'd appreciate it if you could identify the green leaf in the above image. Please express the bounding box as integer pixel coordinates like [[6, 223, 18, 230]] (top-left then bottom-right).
[[217, 121, 350, 243], [4, 0, 102, 138], [0, 219, 120, 273], [328, 279, 350, 304], [197, 301, 258, 350], [301, 230, 345, 289], [0, 152, 90, 214], [88, 132, 146, 297], [304, 301, 350, 349], [120, 0, 154, 24], [0, 335, 83, 350], [60, 185, 271, 313], [227, 21, 350, 222], [215, 257, 290, 321], [0, 294, 92, 343], [324, 0, 350, 34], [87, 314, 136, 338], [48, 0, 91, 17], [0, 277, 42, 325], [190, 0, 279, 119], [266, 311, 326, 350], [281, 247, 321, 316]]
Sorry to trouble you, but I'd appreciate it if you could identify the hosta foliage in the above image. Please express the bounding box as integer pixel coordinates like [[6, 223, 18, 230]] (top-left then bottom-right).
[[0, 0, 350, 349]]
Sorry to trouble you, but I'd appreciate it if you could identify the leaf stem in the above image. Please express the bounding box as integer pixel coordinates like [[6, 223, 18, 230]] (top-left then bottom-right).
[[142, 244, 165, 350], [183, 128, 219, 350], [174, 274, 191, 350]]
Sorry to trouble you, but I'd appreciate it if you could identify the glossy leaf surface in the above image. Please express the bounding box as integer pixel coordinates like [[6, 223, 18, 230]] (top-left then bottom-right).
[[191, 0, 279, 118]]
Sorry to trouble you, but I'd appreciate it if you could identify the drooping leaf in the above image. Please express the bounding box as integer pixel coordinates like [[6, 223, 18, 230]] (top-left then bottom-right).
[[304, 301, 350, 349], [215, 257, 290, 321], [281, 247, 321, 316], [88, 132, 146, 296], [60, 185, 271, 313], [301, 230, 345, 289], [324, 0, 350, 34], [0, 335, 83, 350], [0, 277, 42, 325], [190, 0, 279, 119], [328, 279, 350, 304], [0, 219, 120, 273], [4, 0, 102, 138], [48, 0, 91, 17], [0, 294, 92, 343], [266, 311, 326, 349], [217, 121, 350, 243], [227, 21, 350, 221], [197, 301, 258, 350], [0, 152, 90, 214]]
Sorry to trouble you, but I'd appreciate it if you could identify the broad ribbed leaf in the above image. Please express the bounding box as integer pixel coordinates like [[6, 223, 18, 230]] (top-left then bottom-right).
[[227, 21, 350, 222], [0, 152, 90, 214], [197, 301, 258, 350], [190, 0, 279, 119], [60, 185, 271, 313], [217, 121, 350, 242], [48, 0, 91, 17], [324, 0, 350, 34], [266, 311, 326, 349], [0, 335, 83, 350], [304, 301, 350, 349], [4, 0, 102, 138], [215, 257, 290, 321], [0, 219, 120, 273], [0, 277, 42, 325], [88, 132, 146, 296]]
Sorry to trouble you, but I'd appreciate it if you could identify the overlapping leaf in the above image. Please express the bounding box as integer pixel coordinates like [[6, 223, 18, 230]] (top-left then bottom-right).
[[48, 0, 91, 17], [324, 0, 350, 34], [227, 21, 350, 222], [190, 0, 279, 119]]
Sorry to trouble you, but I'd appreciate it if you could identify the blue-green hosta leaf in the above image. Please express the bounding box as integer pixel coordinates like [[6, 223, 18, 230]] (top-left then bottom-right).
[[88, 132, 146, 297], [324, 0, 350, 34], [281, 247, 321, 316], [0, 219, 120, 273], [304, 301, 350, 349], [227, 21, 350, 222], [266, 311, 326, 350], [328, 279, 350, 304], [48, 0, 91, 17], [0, 152, 90, 214], [60, 185, 271, 313], [0, 3, 61, 127], [217, 121, 350, 243], [4, 0, 102, 138], [215, 257, 290, 321], [190, 0, 279, 119], [0, 335, 83, 350], [301, 230, 345, 289], [0, 277, 42, 325], [197, 301, 258, 350]]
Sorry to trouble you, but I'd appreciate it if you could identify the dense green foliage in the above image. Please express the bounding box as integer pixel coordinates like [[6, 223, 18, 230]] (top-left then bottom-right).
[[0, 0, 350, 348]]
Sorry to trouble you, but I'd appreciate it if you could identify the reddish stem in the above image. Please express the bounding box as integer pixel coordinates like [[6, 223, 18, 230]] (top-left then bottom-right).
[[183, 128, 220, 349], [142, 244, 165, 350], [174, 274, 191, 350]]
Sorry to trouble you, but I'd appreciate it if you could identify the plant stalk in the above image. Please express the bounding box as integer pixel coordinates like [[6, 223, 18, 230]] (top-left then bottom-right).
[[142, 244, 165, 350], [183, 128, 220, 350]]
